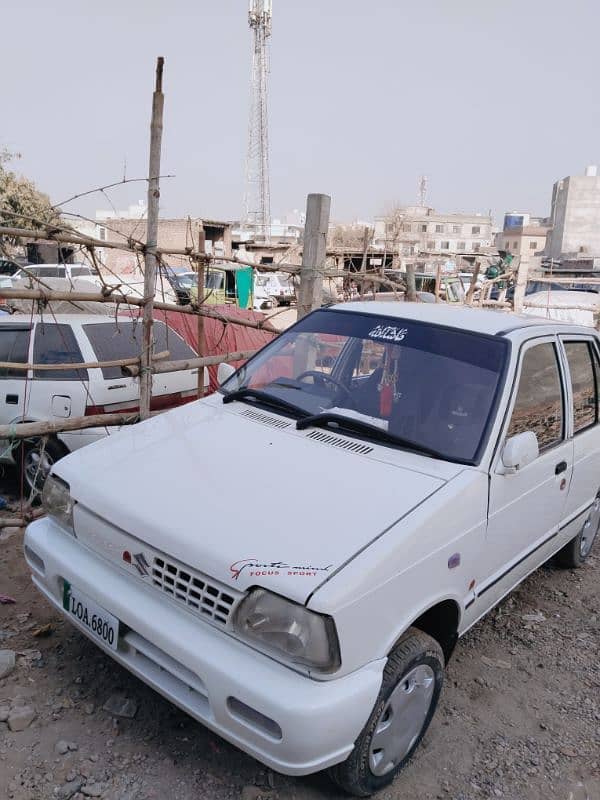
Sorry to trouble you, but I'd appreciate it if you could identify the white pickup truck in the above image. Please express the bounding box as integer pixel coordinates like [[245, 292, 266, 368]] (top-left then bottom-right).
[[25, 303, 600, 796]]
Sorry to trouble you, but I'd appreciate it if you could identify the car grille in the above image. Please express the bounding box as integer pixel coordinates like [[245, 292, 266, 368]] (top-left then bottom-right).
[[151, 557, 236, 625]]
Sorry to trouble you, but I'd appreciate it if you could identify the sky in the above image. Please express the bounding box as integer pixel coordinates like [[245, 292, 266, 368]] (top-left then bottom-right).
[[3, 0, 600, 227]]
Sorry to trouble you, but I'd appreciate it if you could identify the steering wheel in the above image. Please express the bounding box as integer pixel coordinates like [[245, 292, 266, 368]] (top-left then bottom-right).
[[296, 370, 353, 403]]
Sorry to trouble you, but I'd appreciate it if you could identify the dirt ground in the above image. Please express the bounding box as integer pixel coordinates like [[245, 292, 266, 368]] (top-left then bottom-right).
[[1, 472, 599, 800]]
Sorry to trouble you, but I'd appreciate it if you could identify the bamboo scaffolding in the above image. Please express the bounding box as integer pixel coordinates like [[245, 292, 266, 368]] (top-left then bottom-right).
[[0, 288, 279, 333], [0, 412, 139, 440], [124, 348, 258, 377], [0, 350, 169, 373]]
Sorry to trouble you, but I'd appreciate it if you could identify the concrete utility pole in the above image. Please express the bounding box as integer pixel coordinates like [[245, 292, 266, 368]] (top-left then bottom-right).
[[405, 263, 417, 302], [297, 193, 331, 319], [140, 57, 164, 421], [512, 256, 528, 314]]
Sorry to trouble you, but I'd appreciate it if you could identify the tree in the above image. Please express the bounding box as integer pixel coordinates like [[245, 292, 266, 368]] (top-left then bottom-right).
[[0, 148, 61, 245]]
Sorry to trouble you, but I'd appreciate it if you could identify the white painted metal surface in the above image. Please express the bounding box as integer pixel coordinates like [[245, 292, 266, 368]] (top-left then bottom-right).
[[23, 304, 600, 777]]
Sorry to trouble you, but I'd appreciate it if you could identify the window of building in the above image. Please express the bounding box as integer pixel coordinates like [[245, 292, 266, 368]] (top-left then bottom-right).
[[435, 224, 444, 233], [529, 241, 538, 250], [472, 226, 481, 234], [473, 243, 481, 252], [564, 341, 598, 433], [505, 241, 510, 250], [427, 240, 435, 250], [33, 324, 88, 382], [98, 227, 107, 242], [457, 241, 466, 250], [452, 225, 461, 234], [507, 342, 563, 450], [402, 223, 411, 232], [441, 241, 450, 250], [420, 224, 427, 233], [513, 241, 518, 249], [0, 326, 31, 379]]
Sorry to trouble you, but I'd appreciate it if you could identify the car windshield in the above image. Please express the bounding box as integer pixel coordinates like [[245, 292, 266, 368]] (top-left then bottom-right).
[[220, 309, 509, 464], [174, 273, 197, 289]]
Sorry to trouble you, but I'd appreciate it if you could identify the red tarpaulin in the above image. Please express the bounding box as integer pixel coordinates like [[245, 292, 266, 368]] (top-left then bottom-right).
[[155, 306, 277, 393]]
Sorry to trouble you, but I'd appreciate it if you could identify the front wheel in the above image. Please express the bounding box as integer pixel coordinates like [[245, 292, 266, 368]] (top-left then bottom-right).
[[328, 628, 444, 797], [18, 436, 68, 503], [555, 493, 600, 568]]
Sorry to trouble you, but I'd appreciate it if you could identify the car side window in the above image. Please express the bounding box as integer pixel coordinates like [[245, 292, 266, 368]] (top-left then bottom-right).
[[33, 324, 88, 381], [564, 341, 598, 433], [0, 328, 31, 379], [506, 342, 564, 451]]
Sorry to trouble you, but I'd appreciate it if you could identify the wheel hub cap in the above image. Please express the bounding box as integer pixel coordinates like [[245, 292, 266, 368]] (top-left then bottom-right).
[[369, 664, 435, 776]]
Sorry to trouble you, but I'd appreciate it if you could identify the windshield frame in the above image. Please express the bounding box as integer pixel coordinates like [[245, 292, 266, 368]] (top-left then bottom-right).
[[219, 308, 511, 466]]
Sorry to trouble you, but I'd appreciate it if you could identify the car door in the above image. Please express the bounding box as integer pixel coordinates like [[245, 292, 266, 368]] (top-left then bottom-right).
[[557, 335, 600, 542], [28, 322, 90, 423], [478, 336, 573, 609], [0, 323, 32, 459]]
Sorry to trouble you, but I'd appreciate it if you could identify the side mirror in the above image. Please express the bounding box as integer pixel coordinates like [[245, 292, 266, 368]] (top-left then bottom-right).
[[217, 362, 236, 386], [501, 431, 539, 474]]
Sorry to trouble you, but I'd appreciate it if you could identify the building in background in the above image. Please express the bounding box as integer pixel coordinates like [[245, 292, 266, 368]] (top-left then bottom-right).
[[373, 206, 493, 273], [545, 166, 600, 264], [494, 212, 549, 274]]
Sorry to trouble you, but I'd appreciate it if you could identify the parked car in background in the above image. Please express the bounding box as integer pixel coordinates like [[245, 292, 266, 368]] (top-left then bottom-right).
[[0, 257, 23, 276], [25, 303, 600, 795], [256, 271, 295, 306], [523, 289, 600, 326], [160, 266, 198, 305], [12, 263, 102, 286], [0, 315, 203, 498]]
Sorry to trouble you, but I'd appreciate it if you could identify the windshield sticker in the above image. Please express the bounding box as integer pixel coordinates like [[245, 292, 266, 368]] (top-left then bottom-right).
[[368, 324, 408, 343], [230, 558, 333, 580]]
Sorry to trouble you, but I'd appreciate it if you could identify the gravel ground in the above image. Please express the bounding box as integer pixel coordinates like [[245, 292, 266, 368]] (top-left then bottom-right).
[[1, 484, 599, 800]]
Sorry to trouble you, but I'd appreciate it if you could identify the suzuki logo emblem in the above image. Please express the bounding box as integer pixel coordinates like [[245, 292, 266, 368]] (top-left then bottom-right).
[[122, 550, 150, 577]]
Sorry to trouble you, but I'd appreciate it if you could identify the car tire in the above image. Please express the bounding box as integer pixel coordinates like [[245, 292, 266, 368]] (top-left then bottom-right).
[[555, 493, 600, 569], [269, 296, 279, 308], [18, 437, 69, 503], [327, 628, 444, 797]]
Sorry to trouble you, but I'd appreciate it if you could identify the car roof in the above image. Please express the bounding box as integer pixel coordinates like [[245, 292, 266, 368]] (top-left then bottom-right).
[[330, 301, 590, 336], [0, 314, 135, 326]]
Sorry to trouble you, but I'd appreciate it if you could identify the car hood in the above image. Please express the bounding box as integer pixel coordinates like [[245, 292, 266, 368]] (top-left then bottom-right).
[[56, 396, 454, 604]]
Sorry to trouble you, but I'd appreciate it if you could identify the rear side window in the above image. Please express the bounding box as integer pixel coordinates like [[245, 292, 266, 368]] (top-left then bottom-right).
[[30, 267, 65, 278], [507, 342, 564, 450], [70, 267, 93, 277], [33, 324, 88, 381], [83, 321, 196, 379], [564, 341, 598, 433], [0, 327, 31, 379]]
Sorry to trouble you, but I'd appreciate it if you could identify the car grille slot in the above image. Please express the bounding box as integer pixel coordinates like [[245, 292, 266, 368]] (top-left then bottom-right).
[[304, 429, 374, 455], [240, 408, 291, 429], [152, 558, 235, 625]]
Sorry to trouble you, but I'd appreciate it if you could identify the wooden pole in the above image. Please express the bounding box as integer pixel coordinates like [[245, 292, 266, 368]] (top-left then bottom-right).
[[124, 348, 258, 377], [297, 193, 331, 319], [434, 264, 442, 302], [465, 260, 481, 305], [0, 412, 139, 440], [405, 263, 417, 302], [358, 225, 370, 299], [196, 226, 206, 397], [140, 57, 164, 421], [512, 256, 528, 313]]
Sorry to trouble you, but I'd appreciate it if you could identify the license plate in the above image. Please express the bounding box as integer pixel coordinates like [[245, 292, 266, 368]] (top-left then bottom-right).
[[62, 581, 119, 651]]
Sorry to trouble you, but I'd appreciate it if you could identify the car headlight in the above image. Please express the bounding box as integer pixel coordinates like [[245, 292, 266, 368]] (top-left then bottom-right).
[[233, 588, 340, 673], [42, 474, 74, 533]]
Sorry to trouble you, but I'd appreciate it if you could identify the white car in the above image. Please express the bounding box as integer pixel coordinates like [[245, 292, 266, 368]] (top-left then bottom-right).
[[1, 314, 201, 498], [12, 263, 102, 286], [25, 303, 600, 795]]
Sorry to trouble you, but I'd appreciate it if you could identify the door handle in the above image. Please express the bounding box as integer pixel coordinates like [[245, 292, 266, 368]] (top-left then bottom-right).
[[5, 394, 18, 405], [555, 461, 568, 475]]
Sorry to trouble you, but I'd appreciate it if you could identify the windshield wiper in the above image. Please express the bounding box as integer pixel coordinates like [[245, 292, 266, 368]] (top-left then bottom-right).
[[296, 412, 445, 460], [222, 387, 306, 418]]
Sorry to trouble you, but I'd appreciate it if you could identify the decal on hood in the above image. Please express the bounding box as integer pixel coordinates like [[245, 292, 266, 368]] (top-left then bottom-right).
[[368, 324, 408, 343], [230, 558, 333, 581]]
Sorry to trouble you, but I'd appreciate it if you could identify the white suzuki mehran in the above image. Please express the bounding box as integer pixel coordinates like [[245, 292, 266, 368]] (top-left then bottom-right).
[[25, 303, 600, 795]]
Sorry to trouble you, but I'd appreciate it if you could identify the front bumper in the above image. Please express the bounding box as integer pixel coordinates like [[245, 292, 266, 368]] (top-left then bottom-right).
[[24, 518, 384, 776]]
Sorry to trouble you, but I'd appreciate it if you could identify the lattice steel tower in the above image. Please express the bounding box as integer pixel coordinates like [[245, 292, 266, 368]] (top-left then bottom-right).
[[244, 0, 272, 241]]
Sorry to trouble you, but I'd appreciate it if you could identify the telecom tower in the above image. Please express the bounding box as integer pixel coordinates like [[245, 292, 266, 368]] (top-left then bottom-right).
[[244, 0, 272, 241]]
